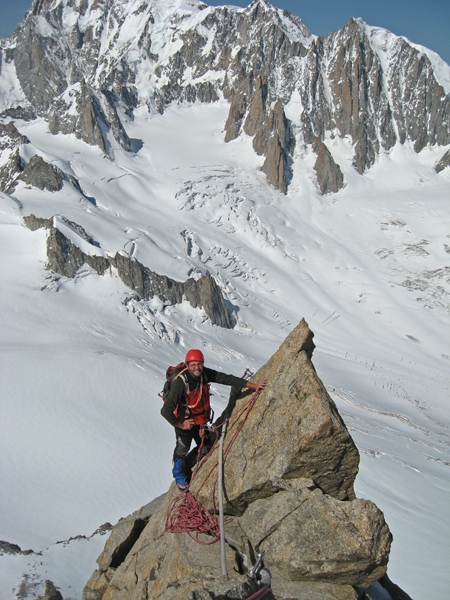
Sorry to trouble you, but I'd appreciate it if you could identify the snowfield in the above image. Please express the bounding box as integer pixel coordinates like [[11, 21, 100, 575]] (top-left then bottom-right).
[[1, 101, 449, 599]]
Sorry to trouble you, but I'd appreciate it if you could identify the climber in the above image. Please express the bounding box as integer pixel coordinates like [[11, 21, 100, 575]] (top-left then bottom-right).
[[161, 349, 267, 490]]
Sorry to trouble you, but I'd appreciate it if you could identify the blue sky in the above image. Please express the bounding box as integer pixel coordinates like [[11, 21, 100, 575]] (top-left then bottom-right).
[[0, 0, 449, 65]]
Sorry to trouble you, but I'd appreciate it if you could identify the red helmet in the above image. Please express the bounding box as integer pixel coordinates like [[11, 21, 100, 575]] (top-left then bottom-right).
[[185, 349, 205, 363]]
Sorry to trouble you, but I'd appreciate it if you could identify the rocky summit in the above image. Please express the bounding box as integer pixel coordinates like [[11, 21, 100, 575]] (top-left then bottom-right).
[[83, 320, 399, 600], [1, 0, 449, 196]]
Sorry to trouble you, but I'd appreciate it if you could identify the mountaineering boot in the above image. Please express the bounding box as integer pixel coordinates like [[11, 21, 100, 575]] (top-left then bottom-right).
[[172, 457, 189, 490]]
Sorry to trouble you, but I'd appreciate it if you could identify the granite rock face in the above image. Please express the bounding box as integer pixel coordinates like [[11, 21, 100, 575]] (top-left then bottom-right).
[[258, 101, 292, 193], [47, 82, 132, 153], [435, 149, 450, 173], [226, 76, 293, 192], [83, 319, 394, 600], [16, 155, 65, 192], [0, 122, 29, 192], [24, 214, 234, 329], [0, 132, 85, 195], [239, 489, 390, 584], [2, 0, 448, 194], [313, 137, 344, 195], [193, 319, 359, 511]]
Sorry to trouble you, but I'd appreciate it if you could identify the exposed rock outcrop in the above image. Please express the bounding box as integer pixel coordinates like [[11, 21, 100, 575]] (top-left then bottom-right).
[[0, 540, 34, 556], [258, 102, 292, 194], [109, 252, 234, 329], [47, 83, 107, 153], [435, 149, 450, 173], [13, 6, 68, 113], [244, 76, 267, 138], [0, 122, 29, 192], [192, 320, 359, 512], [24, 214, 233, 329], [37, 580, 63, 600], [83, 319, 397, 600], [16, 155, 65, 192], [224, 88, 248, 143], [48, 83, 132, 154], [83, 495, 270, 600], [23, 214, 58, 231], [3, 151, 85, 195], [313, 137, 345, 194], [46, 224, 109, 278], [226, 76, 293, 193], [386, 36, 450, 152], [323, 19, 394, 174]]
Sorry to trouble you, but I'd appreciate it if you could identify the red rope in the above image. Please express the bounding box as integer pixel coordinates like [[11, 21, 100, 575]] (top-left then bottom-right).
[[162, 489, 221, 544], [246, 585, 270, 600], [161, 388, 261, 544]]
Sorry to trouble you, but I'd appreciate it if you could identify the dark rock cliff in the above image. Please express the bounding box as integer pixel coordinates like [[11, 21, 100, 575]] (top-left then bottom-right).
[[435, 149, 450, 173], [313, 137, 344, 194], [23, 214, 234, 329], [16, 155, 66, 192], [0, 122, 28, 192]]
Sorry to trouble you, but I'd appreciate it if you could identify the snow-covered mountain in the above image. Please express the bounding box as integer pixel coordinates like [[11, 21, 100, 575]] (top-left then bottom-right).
[[2, 0, 450, 194], [0, 1, 449, 599]]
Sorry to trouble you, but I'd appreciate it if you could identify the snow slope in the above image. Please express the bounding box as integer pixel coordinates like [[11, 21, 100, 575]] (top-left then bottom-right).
[[1, 102, 449, 599]]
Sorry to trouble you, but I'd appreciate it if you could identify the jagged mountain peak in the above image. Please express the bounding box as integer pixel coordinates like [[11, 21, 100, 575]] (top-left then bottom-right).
[[240, 0, 313, 43], [1, 0, 449, 196]]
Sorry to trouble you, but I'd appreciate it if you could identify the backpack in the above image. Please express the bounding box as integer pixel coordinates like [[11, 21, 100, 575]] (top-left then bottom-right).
[[159, 362, 188, 403]]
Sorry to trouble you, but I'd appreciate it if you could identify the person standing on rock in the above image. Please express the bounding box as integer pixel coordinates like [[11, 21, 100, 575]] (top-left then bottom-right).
[[161, 349, 267, 490]]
